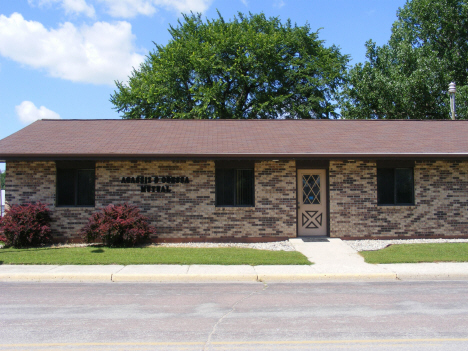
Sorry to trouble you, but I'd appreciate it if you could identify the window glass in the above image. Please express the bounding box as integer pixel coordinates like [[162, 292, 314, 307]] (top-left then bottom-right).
[[237, 169, 254, 206], [77, 169, 95, 206], [57, 169, 75, 206], [215, 166, 254, 207], [395, 168, 413, 204], [302, 174, 321, 204], [57, 164, 95, 207], [377, 167, 413, 205], [215, 168, 235, 206], [377, 168, 394, 205]]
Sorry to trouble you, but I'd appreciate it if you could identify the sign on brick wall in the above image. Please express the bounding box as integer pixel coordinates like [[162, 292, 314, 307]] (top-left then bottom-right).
[[121, 176, 190, 193]]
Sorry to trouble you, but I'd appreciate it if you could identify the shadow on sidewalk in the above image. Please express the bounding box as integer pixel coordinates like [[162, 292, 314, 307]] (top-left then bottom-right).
[[297, 237, 330, 243]]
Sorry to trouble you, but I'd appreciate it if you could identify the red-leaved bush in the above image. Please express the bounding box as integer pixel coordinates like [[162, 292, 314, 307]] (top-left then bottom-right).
[[0, 203, 53, 248], [81, 204, 156, 247]]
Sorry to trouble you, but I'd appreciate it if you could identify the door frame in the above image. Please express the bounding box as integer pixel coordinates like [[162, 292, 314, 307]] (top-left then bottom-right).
[[295, 161, 330, 237]]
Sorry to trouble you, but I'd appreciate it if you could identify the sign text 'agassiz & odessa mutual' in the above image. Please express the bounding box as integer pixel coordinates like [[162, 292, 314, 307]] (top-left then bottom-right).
[[121, 176, 190, 193]]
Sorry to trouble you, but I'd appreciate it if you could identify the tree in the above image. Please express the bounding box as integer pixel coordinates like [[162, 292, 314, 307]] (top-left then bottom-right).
[[111, 12, 349, 119], [341, 0, 468, 119], [0, 170, 5, 190]]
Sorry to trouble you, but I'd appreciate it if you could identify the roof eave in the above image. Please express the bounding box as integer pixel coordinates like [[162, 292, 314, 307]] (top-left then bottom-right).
[[1, 152, 468, 162]]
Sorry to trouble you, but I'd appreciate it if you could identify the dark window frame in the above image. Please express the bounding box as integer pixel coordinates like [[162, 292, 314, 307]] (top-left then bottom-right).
[[215, 161, 255, 207], [377, 166, 414, 206], [56, 161, 95, 207]]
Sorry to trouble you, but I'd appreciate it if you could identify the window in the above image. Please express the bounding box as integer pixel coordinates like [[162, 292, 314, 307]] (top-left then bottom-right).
[[215, 161, 254, 207], [377, 162, 414, 205], [56, 161, 95, 207]]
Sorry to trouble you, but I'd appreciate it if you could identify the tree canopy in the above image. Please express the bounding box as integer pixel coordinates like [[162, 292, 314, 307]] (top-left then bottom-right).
[[111, 12, 349, 119], [341, 0, 468, 119]]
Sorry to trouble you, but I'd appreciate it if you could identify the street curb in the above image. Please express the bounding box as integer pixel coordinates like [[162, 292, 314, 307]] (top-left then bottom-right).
[[111, 274, 258, 282], [0, 273, 113, 281], [2, 266, 468, 282], [0, 272, 398, 282], [3, 272, 468, 282], [257, 273, 398, 281], [396, 273, 468, 281]]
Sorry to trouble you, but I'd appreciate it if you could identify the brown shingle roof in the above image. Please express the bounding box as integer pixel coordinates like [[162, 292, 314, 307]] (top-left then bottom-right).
[[0, 119, 467, 161]]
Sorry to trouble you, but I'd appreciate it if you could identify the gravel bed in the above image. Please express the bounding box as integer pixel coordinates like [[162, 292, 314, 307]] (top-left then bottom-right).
[[0, 241, 296, 251], [345, 238, 468, 252], [156, 241, 296, 251]]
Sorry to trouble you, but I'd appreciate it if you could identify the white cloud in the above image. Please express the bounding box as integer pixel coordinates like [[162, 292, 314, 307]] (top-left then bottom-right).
[[29, 0, 96, 18], [160, 0, 213, 14], [273, 0, 285, 8], [0, 13, 144, 85], [97, 0, 213, 18], [240, 0, 248, 6], [15, 101, 61, 124], [97, 0, 156, 18]]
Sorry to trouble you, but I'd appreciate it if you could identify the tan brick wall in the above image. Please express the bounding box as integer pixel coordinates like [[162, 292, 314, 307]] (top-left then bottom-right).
[[5, 161, 95, 241], [5, 161, 56, 205], [329, 160, 468, 238], [96, 160, 296, 240], [8, 159, 465, 241], [5, 160, 297, 241]]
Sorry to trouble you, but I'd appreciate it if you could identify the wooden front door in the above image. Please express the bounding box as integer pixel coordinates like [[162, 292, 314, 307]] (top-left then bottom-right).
[[297, 169, 327, 236]]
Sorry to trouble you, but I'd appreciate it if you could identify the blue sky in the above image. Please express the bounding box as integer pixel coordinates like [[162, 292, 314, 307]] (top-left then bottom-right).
[[0, 0, 406, 171]]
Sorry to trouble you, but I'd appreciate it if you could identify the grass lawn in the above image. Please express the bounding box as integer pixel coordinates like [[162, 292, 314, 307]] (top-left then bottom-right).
[[0, 246, 311, 265], [360, 243, 468, 264]]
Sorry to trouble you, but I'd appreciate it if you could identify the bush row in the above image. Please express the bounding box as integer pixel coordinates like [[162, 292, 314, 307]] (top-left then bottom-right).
[[0, 203, 156, 248]]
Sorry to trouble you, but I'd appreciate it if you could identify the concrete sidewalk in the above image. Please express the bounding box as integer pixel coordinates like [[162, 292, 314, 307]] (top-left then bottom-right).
[[0, 238, 467, 282], [289, 238, 468, 281]]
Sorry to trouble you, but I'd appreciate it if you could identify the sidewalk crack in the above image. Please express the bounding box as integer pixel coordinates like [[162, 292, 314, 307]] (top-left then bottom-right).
[[44, 265, 61, 273], [203, 283, 268, 351]]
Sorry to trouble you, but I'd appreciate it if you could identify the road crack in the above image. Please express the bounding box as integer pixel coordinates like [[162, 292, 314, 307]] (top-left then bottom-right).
[[203, 282, 268, 351]]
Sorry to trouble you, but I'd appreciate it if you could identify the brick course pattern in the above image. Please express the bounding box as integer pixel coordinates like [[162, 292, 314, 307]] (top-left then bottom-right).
[[96, 160, 296, 241], [4, 161, 95, 241], [329, 160, 468, 238], [6, 159, 467, 241], [5, 160, 297, 241]]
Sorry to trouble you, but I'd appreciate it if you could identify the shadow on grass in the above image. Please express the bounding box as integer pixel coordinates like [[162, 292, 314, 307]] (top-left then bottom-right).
[[0, 247, 60, 253], [91, 248, 105, 253]]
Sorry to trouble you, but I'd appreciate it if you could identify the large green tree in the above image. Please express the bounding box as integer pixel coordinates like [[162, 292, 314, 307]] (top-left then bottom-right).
[[111, 12, 349, 119], [0, 170, 4, 190], [341, 0, 468, 119]]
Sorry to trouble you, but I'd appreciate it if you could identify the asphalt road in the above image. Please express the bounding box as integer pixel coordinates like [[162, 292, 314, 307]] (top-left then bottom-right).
[[1, 281, 468, 350]]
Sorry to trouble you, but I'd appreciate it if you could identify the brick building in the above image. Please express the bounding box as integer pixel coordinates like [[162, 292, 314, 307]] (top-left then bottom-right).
[[0, 119, 467, 242]]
